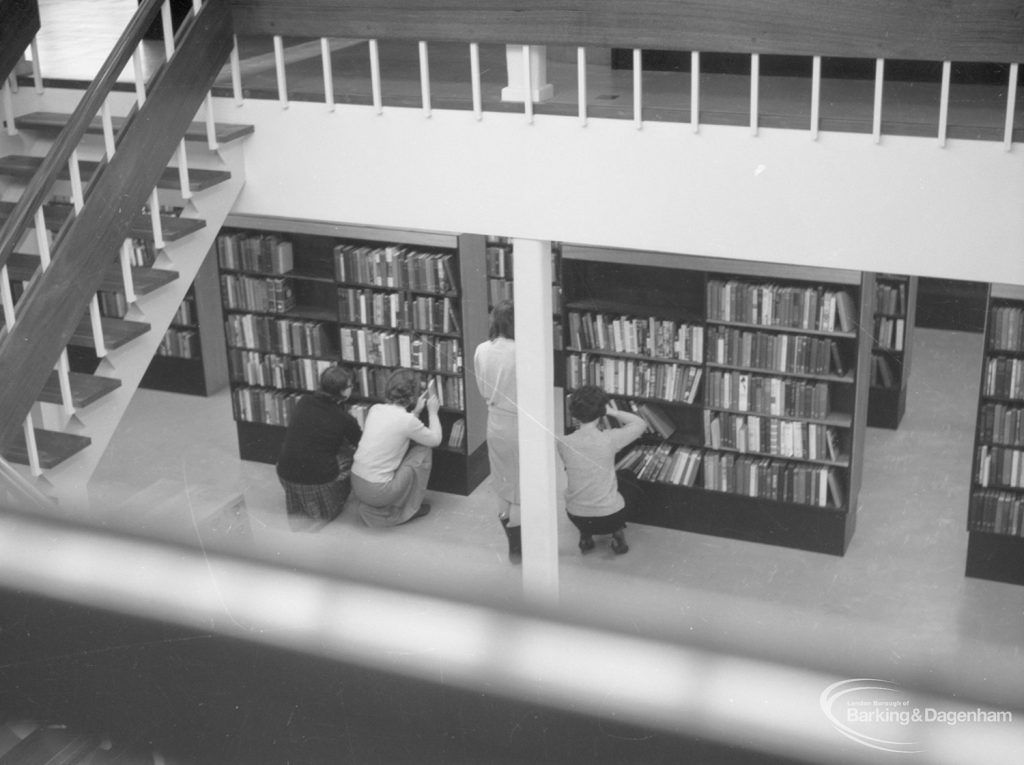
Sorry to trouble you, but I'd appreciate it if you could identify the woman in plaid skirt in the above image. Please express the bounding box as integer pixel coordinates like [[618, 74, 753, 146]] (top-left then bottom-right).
[[276, 365, 363, 529]]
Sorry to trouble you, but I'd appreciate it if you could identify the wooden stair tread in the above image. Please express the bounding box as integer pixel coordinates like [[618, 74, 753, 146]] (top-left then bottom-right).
[[38, 370, 121, 407], [1, 428, 91, 470], [117, 478, 250, 541], [0, 201, 205, 242], [71, 315, 150, 350], [8, 252, 178, 295], [14, 110, 255, 144], [0, 154, 232, 192]]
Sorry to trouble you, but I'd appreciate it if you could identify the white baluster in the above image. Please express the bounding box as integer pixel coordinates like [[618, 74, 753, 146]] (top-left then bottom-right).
[[30, 39, 43, 93], [369, 40, 382, 114], [133, 49, 147, 104], [633, 49, 642, 130], [204, 93, 218, 150], [938, 60, 951, 147], [88, 295, 107, 358], [419, 41, 431, 117], [274, 35, 288, 107], [1005, 63, 1019, 151], [522, 45, 533, 124], [872, 58, 884, 144], [691, 52, 700, 133], [67, 150, 85, 211], [176, 140, 192, 199], [810, 56, 821, 140], [2, 80, 15, 136], [22, 420, 42, 477], [100, 99, 116, 157], [0, 266, 15, 326], [750, 53, 760, 136], [55, 352, 74, 419], [577, 47, 587, 127], [230, 35, 243, 105], [161, 0, 175, 58], [321, 38, 335, 112], [470, 43, 482, 120], [149, 189, 165, 251]]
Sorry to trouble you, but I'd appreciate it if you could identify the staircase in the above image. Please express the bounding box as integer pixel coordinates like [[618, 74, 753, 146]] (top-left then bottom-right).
[[0, 0, 250, 509]]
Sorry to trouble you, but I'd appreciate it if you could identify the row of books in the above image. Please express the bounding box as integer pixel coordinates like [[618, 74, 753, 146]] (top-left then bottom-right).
[[225, 314, 333, 358], [155, 328, 199, 358], [127, 238, 157, 268], [989, 305, 1024, 352], [969, 489, 1024, 537], [616, 443, 702, 486], [350, 366, 465, 410], [486, 245, 513, 279], [567, 311, 704, 361], [707, 326, 846, 377], [701, 452, 845, 508], [488, 277, 514, 307], [97, 290, 128, 319], [333, 244, 458, 294], [706, 279, 857, 334], [337, 288, 461, 335], [339, 328, 463, 374], [704, 411, 843, 462], [873, 316, 906, 350], [228, 349, 332, 392], [216, 232, 295, 275], [566, 353, 703, 404], [447, 418, 467, 449], [706, 370, 831, 420], [870, 354, 899, 388], [220, 274, 296, 314], [231, 385, 301, 426], [976, 445, 1024, 490], [874, 281, 907, 315], [172, 298, 196, 327], [978, 403, 1024, 448], [982, 357, 1024, 400]]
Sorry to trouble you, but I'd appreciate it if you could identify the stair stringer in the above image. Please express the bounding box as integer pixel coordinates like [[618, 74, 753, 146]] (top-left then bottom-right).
[[30, 140, 247, 510]]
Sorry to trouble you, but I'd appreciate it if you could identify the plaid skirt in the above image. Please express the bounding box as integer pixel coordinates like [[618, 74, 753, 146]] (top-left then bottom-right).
[[279, 452, 353, 523]]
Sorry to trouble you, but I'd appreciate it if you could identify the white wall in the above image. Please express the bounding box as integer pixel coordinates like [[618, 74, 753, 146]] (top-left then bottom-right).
[[12, 88, 1024, 284]]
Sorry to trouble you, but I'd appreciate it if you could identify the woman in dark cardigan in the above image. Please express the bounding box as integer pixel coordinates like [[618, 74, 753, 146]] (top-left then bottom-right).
[[276, 365, 363, 528]]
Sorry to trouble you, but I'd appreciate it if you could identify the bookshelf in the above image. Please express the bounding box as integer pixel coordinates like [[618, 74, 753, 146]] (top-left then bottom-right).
[[965, 282, 1024, 585], [561, 245, 874, 555], [867, 274, 917, 429], [217, 214, 490, 496]]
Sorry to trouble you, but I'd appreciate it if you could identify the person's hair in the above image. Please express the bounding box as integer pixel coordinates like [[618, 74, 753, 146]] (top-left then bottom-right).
[[384, 369, 420, 409], [489, 299, 514, 340], [569, 385, 608, 424], [319, 365, 354, 399]]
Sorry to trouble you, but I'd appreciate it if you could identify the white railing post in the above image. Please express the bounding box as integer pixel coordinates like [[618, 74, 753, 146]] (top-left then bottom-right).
[[149, 190, 165, 251], [230, 35, 243, 105], [633, 48, 643, 129], [522, 45, 534, 124], [750, 53, 760, 136], [691, 51, 701, 133], [321, 37, 335, 112], [419, 41, 431, 117], [938, 60, 951, 147], [369, 40, 383, 114], [872, 58, 884, 144], [21, 420, 41, 477], [30, 39, 43, 93], [469, 43, 482, 120], [1005, 63, 1019, 151], [810, 55, 821, 140], [274, 35, 288, 107], [2, 80, 15, 136], [577, 47, 587, 126]]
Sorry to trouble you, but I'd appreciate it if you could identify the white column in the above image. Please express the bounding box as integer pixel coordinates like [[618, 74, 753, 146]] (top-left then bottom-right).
[[502, 45, 554, 103], [512, 237, 559, 606]]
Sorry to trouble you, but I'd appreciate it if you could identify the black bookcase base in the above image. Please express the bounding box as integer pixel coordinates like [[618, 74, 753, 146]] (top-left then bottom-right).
[[235, 421, 488, 497], [867, 385, 907, 430], [628, 482, 855, 556], [965, 532, 1024, 586], [141, 355, 211, 396]]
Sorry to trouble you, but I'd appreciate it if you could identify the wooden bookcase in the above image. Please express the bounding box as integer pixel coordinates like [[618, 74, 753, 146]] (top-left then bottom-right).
[[561, 244, 874, 555], [217, 214, 490, 496], [867, 273, 917, 429], [965, 282, 1024, 585]]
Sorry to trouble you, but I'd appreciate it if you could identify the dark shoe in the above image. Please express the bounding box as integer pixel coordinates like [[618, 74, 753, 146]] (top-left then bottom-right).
[[578, 535, 595, 554], [500, 515, 522, 564], [610, 531, 629, 555], [407, 502, 431, 522]]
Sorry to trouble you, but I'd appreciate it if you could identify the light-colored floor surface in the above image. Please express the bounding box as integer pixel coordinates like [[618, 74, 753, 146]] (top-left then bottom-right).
[[87, 328, 1024, 699]]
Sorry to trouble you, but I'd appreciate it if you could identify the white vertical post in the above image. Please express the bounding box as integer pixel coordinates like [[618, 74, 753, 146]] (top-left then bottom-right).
[[750, 53, 760, 135], [872, 58, 884, 144], [577, 46, 587, 126], [1005, 63, 1019, 151], [230, 35, 243, 105], [0, 266, 14, 325], [938, 60, 951, 147], [149, 189, 165, 250], [522, 45, 534, 124], [321, 37, 335, 111], [161, 0, 175, 58], [30, 40, 43, 93], [274, 35, 288, 107], [419, 41, 431, 117], [2, 81, 15, 136], [176, 141, 192, 199], [100, 99, 116, 157], [67, 151, 85, 210], [22, 420, 41, 477], [54, 352, 74, 419], [512, 237, 559, 607], [633, 48, 642, 129], [204, 93, 218, 150], [133, 49, 147, 104], [690, 51, 701, 133], [77, 145, 109, 359], [810, 55, 821, 140], [469, 43, 482, 120], [369, 40, 383, 114], [120, 239, 137, 304]]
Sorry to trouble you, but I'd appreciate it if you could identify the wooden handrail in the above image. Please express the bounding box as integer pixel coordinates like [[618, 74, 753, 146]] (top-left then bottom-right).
[[228, 0, 1024, 64], [0, 0, 164, 277]]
